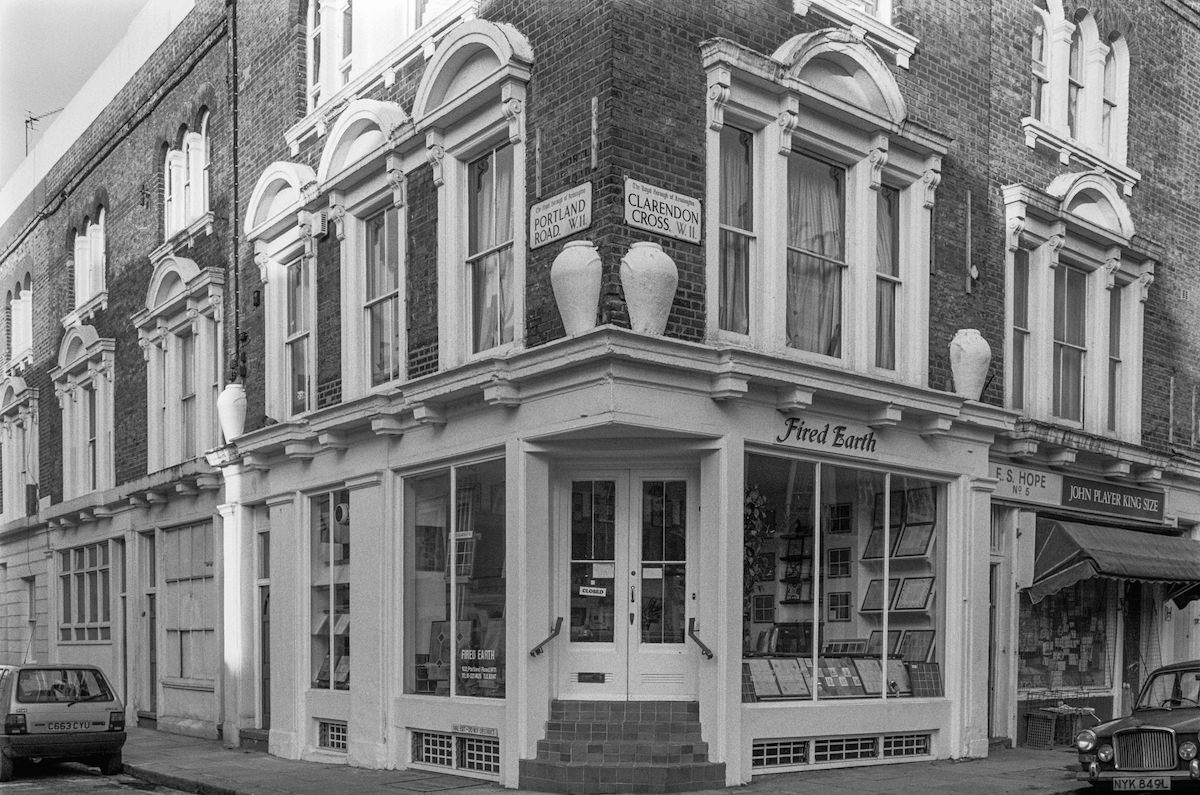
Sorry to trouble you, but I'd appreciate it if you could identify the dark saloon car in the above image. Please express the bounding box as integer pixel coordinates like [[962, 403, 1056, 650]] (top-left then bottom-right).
[[1077, 660, 1200, 790], [0, 664, 126, 781]]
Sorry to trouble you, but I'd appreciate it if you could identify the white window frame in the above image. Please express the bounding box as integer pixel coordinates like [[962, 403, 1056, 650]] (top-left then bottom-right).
[[414, 19, 531, 370], [132, 256, 224, 471], [57, 541, 112, 643], [7, 274, 33, 372], [163, 112, 213, 246], [64, 209, 109, 327], [317, 98, 415, 400], [52, 325, 115, 500], [1022, 8, 1135, 193], [1003, 174, 1154, 443], [246, 161, 318, 421], [0, 377, 37, 524], [792, 0, 918, 69], [702, 34, 943, 386]]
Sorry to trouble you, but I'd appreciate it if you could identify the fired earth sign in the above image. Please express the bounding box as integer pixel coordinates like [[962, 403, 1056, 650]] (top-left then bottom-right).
[[623, 178, 702, 243]]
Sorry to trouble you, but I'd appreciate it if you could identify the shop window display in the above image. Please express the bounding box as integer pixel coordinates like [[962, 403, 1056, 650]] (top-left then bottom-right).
[[405, 460, 506, 698], [742, 453, 944, 701], [311, 490, 351, 690], [1018, 579, 1114, 691]]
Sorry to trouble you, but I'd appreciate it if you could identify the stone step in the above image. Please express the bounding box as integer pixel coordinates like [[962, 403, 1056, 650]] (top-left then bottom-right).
[[518, 759, 726, 794], [542, 719, 704, 742], [535, 737, 710, 764]]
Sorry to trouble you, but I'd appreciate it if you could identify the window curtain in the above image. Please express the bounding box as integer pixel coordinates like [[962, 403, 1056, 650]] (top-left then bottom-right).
[[719, 127, 751, 334], [786, 153, 843, 356], [469, 145, 514, 352], [874, 186, 899, 370]]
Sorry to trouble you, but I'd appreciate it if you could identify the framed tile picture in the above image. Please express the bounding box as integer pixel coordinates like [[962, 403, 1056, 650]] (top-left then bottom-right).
[[866, 629, 902, 656], [893, 522, 934, 557], [897, 629, 935, 662], [894, 577, 935, 611], [860, 578, 899, 612], [872, 490, 906, 529], [905, 486, 937, 525]]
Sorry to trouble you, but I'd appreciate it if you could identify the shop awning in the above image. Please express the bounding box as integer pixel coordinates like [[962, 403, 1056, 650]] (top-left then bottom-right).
[[1028, 519, 1200, 607]]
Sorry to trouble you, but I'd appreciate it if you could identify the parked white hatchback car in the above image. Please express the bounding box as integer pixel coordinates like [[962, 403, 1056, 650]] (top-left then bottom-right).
[[0, 663, 126, 781]]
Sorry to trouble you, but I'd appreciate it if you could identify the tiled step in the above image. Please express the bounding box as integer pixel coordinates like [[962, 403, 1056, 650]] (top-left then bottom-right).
[[518, 759, 726, 794], [535, 738, 710, 764], [542, 720, 704, 742]]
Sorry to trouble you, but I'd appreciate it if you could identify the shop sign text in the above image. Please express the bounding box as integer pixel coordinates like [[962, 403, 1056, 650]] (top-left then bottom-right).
[[775, 417, 878, 454], [623, 178, 701, 243], [529, 183, 592, 249], [993, 464, 1061, 506], [459, 647, 500, 682], [452, 724, 499, 738], [1062, 476, 1164, 522]]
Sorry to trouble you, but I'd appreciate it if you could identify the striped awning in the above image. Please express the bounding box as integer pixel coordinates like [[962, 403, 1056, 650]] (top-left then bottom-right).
[[1027, 518, 1200, 606]]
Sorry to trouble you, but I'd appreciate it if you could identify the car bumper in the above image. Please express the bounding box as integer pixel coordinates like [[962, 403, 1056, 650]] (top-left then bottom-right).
[[1, 731, 125, 760], [1077, 759, 1200, 785]]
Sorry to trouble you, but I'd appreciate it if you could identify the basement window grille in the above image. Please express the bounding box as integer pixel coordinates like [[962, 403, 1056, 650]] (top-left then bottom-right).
[[317, 719, 347, 751], [752, 738, 808, 768], [813, 735, 877, 763], [412, 730, 500, 775], [883, 733, 930, 757]]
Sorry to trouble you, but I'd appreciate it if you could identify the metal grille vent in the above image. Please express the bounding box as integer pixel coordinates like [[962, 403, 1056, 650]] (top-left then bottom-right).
[[883, 733, 930, 757], [317, 719, 347, 751], [752, 739, 808, 768], [813, 736, 877, 763]]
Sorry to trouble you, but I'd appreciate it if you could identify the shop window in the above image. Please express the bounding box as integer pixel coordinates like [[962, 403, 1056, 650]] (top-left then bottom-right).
[[415, 18, 531, 369], [52, 325, 114, 499], [404, 459, 506, 698], [0, 376, 37, 523], [1022, 8, 1134, 193], [243, 160, 317, 420], [1018, 579, 1115, 691], [57, 542, 110, 642], [311, 489, 351, 691], [704, 32, 943, 385], [1003, 172, 1153, 441], [162, 522, 216, 682], [742, 453, 944, 703], [132, 255, 224, 469]]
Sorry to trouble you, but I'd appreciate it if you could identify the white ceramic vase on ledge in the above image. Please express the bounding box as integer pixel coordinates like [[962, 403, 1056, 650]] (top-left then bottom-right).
[[619, 241, 677, 335], [950, 328, 991, 400], [550, 240, 602, 336], [217, 382, 247, 442]]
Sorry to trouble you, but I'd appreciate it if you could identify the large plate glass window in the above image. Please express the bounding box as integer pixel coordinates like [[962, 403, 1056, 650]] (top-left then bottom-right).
[[311, 489, 351, 690]]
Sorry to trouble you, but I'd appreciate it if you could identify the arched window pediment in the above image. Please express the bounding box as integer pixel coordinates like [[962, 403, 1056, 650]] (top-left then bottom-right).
[[413, 19, 533, 130], [772, 29, 906, 125], [58, 325, 99, 371], [1047, 171, 1135, 239], [317, 99, 412, 185], [0, 376, 33, 416], [245, 161, 317, 237]]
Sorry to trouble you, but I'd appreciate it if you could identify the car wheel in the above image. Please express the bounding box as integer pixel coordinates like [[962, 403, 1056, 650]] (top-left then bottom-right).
[[0, 751, 13, 782], [100, 751, 123, 775]]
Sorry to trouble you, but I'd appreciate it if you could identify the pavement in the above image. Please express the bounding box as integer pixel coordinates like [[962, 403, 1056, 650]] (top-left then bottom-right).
[[121, 727, 1094, 794]]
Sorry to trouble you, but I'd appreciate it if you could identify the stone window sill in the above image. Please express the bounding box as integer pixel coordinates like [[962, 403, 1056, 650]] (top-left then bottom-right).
[[1021, 117, 1140, 196]]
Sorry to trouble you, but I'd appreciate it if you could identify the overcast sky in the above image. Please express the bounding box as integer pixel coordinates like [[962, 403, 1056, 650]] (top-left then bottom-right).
[[0, 0, 149, 186]]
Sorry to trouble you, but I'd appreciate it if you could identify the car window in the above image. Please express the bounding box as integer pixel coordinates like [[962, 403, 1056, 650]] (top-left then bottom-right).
[[1138, 672, 1179, 709], [16, 669, 114, 703], [1184, 672, 1200, 703]]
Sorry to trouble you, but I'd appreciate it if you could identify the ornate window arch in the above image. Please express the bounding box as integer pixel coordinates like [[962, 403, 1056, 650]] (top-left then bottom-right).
[[703, 29, 945, 383], [1004, 171, 1154, 439], [415, 19, 533, 368], [132, 255, 224, 470], [52, 324, 114, 498], [6, 272, 33, 372], [162, 109, 214, 248]]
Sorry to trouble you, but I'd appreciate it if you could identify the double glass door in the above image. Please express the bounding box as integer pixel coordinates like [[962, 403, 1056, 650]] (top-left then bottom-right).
[[557, 471, 698, 699]]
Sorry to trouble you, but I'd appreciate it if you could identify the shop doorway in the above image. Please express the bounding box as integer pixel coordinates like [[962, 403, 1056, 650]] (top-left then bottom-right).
[[556, 471, 699, 700]]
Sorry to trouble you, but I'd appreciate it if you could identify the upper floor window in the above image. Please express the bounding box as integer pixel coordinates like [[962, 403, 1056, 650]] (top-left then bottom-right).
[[74, 209, 107, 308], [244, 161, 318, 420], [1004, 173, 1155, 442], [6, 273, 33, 371], [132, 256, 224, 470], [0, 377, 37, 524], [1023, 6, 1134, 192], [163, 111, 211, 241], [791, 0, 917, 69], [703, 31, 945, 385], [52, 325, 114, 500], [415, 19, 532, 368], [364, 206, 401, 384]]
